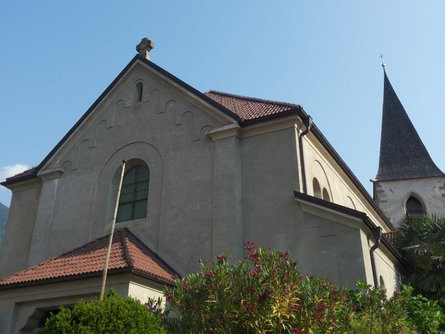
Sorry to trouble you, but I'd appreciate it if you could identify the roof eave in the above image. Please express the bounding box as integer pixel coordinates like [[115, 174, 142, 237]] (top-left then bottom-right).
[[0, 266, 176, 291], [239, 106, 305, 127], [0, 267, 131, 291], [373, 173, 445, 183]]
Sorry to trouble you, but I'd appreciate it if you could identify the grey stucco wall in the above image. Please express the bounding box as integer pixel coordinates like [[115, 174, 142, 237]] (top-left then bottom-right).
[[22, 63, 232, 276], [297, 212, 367, 288], [0, 274, 152, 334], [241, 127, 302, 252], [0, 181, 41, 277], [374, 176, 445, 227]]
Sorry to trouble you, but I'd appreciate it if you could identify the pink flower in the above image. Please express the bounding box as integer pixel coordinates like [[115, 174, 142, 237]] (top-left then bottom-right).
[[316, 303, 327, 313], [292, 303, 303, 311], [216, 255, 226, 263]]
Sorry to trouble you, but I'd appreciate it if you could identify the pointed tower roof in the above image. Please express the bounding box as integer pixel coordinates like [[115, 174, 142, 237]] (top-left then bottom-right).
[[375, 71, 444, 181]]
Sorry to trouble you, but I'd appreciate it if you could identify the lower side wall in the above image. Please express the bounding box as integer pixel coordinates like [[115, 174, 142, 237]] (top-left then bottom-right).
[[296, 212, 368, 289], [0, 274, 164, 334]]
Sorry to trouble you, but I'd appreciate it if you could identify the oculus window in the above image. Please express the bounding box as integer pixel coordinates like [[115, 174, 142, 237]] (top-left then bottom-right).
[[117, 165, 149, 222]]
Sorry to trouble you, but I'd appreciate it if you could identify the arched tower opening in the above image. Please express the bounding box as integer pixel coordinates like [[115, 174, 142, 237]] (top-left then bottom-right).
[[405, 195, 425, 218]]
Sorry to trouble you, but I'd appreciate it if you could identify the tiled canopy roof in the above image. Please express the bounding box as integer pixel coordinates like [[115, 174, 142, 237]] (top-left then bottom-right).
[[205, 90, 301, 122], [375, 71, 444, 181], [0, 228, 177, 289]]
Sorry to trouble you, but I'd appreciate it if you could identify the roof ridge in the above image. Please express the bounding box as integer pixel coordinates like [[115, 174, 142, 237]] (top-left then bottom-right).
[[205, 90, 300, 108], [120, 229, 135, 268], [124, 229, 179, 278]]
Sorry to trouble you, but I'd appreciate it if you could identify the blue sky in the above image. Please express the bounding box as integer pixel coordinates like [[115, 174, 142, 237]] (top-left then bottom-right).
[[1, 1, 444, 206]]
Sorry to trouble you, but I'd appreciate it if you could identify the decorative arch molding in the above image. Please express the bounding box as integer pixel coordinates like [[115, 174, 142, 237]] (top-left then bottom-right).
[[42, 67, 224, 174], [90, 141, 163, 250], [347, 196, 356, 210]]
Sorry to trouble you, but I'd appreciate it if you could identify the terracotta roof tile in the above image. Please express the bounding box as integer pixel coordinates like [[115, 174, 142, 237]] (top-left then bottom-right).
[[205, 90, 301, 121], [0, 228, 177, 289], [2, 167, 38, 184]]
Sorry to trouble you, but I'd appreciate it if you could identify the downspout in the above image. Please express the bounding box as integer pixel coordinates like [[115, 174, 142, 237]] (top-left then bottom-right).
[[298, 116, 313, 194], [369, 226, 382, 288]]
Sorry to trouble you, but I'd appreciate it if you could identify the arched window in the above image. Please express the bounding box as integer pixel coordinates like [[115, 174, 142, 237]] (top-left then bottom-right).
[[405, 196, 425, 218], [117, 165, 149, 222], [322, 188, 330, 202], [313, 178, 321, 199], [134, 82, 143, 103], [379, 275, 385, 290]]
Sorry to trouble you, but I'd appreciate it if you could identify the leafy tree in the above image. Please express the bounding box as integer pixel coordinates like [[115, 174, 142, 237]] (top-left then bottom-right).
[[154, 243, 444, 333], [40, 290, 166, 334], [398, 215, 445, 308]]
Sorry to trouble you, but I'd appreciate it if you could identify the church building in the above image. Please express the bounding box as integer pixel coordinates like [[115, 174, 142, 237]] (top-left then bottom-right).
[[0, 39, 430, 332]]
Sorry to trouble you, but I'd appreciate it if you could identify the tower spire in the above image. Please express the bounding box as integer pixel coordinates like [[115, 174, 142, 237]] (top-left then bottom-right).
[[375, 71, 444, 181]]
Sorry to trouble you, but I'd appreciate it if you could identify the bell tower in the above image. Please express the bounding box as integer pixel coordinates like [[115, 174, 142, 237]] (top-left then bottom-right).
[[373, 67, 445, 226]]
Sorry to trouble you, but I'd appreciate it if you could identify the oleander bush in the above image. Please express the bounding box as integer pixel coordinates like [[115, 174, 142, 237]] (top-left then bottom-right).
[[153, 243, 444, 334]]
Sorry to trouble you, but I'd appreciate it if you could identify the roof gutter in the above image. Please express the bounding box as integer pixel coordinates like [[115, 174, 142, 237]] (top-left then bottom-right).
[[369, 226, 382, 288], [298, 116, 313, 194]]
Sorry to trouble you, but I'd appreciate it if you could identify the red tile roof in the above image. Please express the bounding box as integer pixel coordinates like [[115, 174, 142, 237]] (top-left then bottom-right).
[[205, 90, 301, 122], [0, 228, 178, 289], [3, 167, 38, 184]]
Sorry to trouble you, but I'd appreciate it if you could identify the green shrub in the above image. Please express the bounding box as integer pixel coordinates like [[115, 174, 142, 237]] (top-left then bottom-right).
[[157, 243, 444, 333], [40, 290, 166, 334]]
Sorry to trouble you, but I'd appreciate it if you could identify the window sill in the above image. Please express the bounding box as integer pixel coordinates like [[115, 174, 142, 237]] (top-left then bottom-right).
[[115, 217, 149, 229]]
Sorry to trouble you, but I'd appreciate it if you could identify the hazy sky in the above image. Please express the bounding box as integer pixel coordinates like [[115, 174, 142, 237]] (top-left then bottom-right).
[[1, 1, 444, 206]]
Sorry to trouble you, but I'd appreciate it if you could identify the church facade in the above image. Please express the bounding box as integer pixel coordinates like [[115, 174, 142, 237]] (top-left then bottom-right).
[[0, 40, 411, 332]]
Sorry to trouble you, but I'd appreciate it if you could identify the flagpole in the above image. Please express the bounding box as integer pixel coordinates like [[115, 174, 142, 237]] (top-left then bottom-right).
[[100, 160, 127, 300]]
